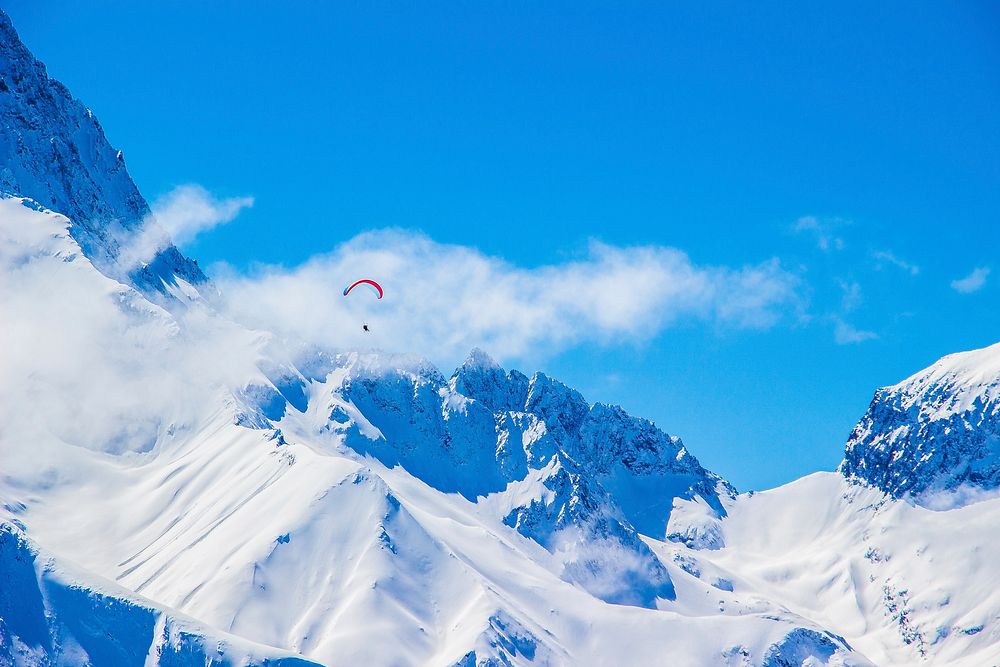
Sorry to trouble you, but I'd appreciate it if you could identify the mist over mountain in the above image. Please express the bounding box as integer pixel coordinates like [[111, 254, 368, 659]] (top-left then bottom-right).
[[0, 10, 207, 304], [1, 10, 998, 666]]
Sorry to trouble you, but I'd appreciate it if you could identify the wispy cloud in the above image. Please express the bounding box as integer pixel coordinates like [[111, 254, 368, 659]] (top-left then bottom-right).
[[216, 231, 802, 365], [118, 185, 253, 268], [792, 216, 846, 252], [830, 280, 875, 344], [951, 266, 990, 294], [151, 185, 254, 246], [837, 279, 862, 312], [872, 250, 919, 276], [833, 318, 878, 345]]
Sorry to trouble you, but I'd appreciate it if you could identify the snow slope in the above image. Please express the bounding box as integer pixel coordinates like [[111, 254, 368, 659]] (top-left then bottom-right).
[[705, 472, 1000, 666], [0, 524, 321, 667]]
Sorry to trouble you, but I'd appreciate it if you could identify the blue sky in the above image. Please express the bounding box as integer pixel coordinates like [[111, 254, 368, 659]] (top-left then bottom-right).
[[7, 1, 999, 490]]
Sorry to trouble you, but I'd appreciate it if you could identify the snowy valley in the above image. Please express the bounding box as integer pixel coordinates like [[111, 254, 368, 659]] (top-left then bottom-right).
[[1, 9, 999, 666]]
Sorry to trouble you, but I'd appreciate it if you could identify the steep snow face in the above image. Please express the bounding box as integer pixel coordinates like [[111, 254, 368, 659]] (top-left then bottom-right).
[[0, 525, 322, 667], [456, 353, 733, 527], [500, 458, 676, 607], [289, 347, 732, 533], [268, 348, 732, 607], [335, 353, 506, 498], [841, 341, 1000, 500], [0, 10, 207, 302], [704, 472, 1000, 667]]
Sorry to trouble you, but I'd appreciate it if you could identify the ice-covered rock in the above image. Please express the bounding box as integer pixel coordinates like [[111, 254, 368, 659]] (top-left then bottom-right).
[[841, 341, 1000, 500], [665, 495, 727, 550], [450, 347, 530, 414], [0, 9, 208, 304], [761, 628, 853, 667], [331, 352, 506, 498], [448, 612, 547, 667], [502, 457, 676, 606], [297, 349, 730, 606], [313, 349, 732, 523]]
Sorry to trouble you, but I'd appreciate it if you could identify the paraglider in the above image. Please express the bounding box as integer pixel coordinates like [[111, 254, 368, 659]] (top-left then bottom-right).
[[343, 279, 382, 333], [343, 279, 383, 299]]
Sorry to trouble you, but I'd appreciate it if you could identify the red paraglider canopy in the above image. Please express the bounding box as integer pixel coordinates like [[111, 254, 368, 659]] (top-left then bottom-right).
[[343, 278, 383, 299]]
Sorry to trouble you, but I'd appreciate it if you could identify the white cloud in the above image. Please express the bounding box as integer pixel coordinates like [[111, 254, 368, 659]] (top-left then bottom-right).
[[216, 231, 802, 366], [792, 216, 845, 252], [151, 184, 254, 245], [916, 483, 1000, 511], [837, 279, 862, 312], [118, 185, 253, 268], [833, 318, 878, 345], [951, 266, 990, 294], [872, 250, 919, 276], [0, 199, 261, 465]]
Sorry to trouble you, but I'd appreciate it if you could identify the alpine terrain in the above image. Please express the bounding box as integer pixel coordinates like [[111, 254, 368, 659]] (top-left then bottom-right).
[[1, 10, 997, 666]]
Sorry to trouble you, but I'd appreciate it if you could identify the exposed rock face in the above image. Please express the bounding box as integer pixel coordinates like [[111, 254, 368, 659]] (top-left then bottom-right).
[[761, 628, 842, 667], [0, 9, 207, 302], [841, 341, 1000, 500], [263, 347, 733, 607]]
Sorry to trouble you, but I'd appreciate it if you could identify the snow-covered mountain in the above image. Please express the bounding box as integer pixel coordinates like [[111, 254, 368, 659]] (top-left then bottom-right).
[[0, 9, 208, 304], [1, 9, 998, 666], [842, 342, 1000, 500], [0, 196, 863, 666]]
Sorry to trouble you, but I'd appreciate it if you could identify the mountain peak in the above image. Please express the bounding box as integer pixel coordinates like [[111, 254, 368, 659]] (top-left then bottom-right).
[[461, 346, 501, 370], [841, 339, 1000, 501], [449, 349, 527, 413], [0, 9, 207, 303]]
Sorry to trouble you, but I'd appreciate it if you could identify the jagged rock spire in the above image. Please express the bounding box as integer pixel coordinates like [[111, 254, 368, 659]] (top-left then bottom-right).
[[0, 9, 207, 302]]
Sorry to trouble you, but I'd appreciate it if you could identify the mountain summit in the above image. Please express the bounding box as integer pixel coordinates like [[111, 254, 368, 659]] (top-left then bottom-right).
[[842, 341, 1000, 500], [0, 9, 207, 302]]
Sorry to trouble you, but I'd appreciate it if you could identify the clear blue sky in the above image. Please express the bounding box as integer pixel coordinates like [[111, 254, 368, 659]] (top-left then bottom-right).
[[7, 1, 999, 490]]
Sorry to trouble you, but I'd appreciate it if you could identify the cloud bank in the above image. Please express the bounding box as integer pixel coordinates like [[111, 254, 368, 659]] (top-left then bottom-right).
[[216, 230, 801, 365], [0, 199, 261, 470]]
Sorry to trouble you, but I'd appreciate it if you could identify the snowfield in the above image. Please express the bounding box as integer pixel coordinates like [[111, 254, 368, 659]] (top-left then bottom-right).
[[711, 473, 1000, 666]]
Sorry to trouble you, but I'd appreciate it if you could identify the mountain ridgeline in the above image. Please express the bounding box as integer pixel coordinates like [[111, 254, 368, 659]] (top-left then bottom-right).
[[0, 10, 207, 303], [240, 348, 734, 607]]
